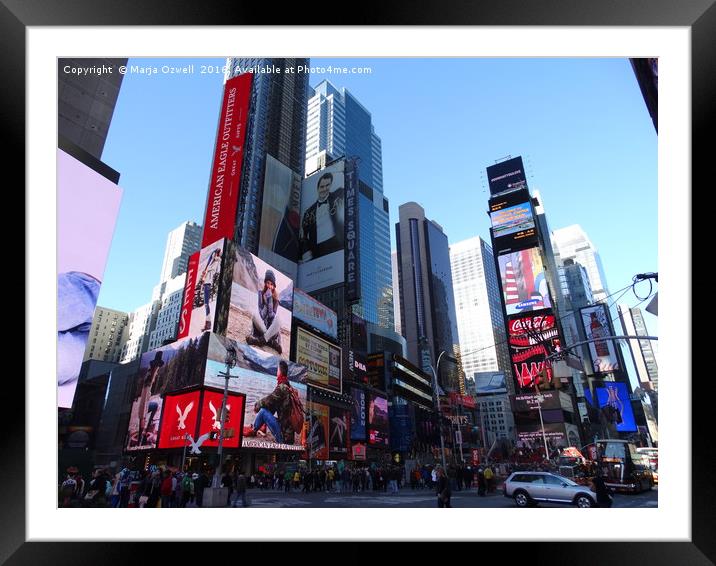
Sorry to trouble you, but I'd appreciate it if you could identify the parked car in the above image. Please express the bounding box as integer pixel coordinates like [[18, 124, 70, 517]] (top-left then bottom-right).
[[503, 471, 597, 508]]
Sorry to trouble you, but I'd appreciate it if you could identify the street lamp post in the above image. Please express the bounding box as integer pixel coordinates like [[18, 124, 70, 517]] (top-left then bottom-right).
[[212, 345, 238, 489], [429, 350, 448, 471]]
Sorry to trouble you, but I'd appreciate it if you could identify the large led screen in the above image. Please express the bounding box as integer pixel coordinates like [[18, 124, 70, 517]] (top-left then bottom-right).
[[489, 188, 537, 251], [204, 333, 307, 451], [595, 382, 637, 433], [368, 394, 389, 446], [197, 389, 246, 449], [486, 156, 527, 196], [298, 160, 345, 292], [307, 403, 330, 460], [126, 333, 209, 451], [474, 372, 507, 395], [158, 390, 201, 449], [296, 327, 342, 393], [58, 149, 122, 408], [498, 247, 552, 316], [580, 304, 620, 373], [329, 407, 351, 457], [293, 288, 338, 339], [258, 154, 302, 279], [507, 312, 561, 390]]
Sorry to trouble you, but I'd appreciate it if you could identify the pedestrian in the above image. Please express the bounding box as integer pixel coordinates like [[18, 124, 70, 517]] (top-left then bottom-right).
[[160, 471, 173, 508], [484, 465, 494, 493], [591, 475, 614, 508], [284, 469, 293, 493], [477, 468, 486, 497], [180, 472, 194, 507], [293, 470, 301, 491], [222, 470, 234, 506], [235, 472, 249, 507], [436, 466, 452, 508], [194, 471, 208, 507]]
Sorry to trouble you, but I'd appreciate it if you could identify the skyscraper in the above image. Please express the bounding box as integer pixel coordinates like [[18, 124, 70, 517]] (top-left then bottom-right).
[[552, 224, 611, 302], [83, 307, 129, 363], [617, 305, 659, 392], [158, 221, 202, 283], [396, 202, 463, 392], [450, 236, 513, 388], [224, 58, 310, 255], [305, 81, 393, 331]]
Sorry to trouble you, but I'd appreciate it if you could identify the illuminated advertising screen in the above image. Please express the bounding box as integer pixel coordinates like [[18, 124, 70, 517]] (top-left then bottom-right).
[[201, 73, 252, 247], [197, 389, 246, 449], [498, 247, 552, 316], [204, 333, 307, 451], [224, 246, 293, 361], [595, 382, 637, 432], [292, 288, 338, 339], [580, 304, 620, 373], [57, 149, 122, 408], [510, 391, 562, 413], [516, 423, 567, 448], [507, 312, 561, 390], [258, 154, 302, 278], [158, 390, 202, 449], [350, 388, 367, 441], [486, 156, 527, 196], [489, 188, 537, 251], [308, 403, 330, 460], [329, 407, 350, 456], [368, 394, 389, 446], [474, 372, 507, 395], [298, 160, 345, 292], [296, 327, 342, 393], [178, 239, 226, 340], [126, 333, 210, 451]]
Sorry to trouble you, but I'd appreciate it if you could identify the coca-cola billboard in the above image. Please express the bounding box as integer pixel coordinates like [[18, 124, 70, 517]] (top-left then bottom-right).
[[507, 311, 562, 391]]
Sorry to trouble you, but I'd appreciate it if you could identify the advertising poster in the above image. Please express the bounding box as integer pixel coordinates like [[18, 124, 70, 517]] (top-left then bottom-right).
[[57, 149, 123, 408], [350, 388, 367, 441], [516, 423, 567, 447], [474, 371, 507, 395], [489, 188, 537, 251], [298, 160, 345, 292], [204, 334, 307, 451], [126, 333, 210, 451], [158, 390, 201, 449], [580, 304, 620, 373], [201, 72, 252, 248], [258, 154, 302, 279], [308, 403, 330, 460], [293, 288, 338, 339], [183, 239, 225, 340], [225, 247, 294, 359], [595, 382, 637, 432], [197, 389, 246, 449], [296, 327, 342, 393], [498, 247, 552, 316], [486, 156, 527, 196], [368, 394, 389, 446], [176, 252, 200, 340], [329, 407, 350, 456], [507, 312, 561, 390]]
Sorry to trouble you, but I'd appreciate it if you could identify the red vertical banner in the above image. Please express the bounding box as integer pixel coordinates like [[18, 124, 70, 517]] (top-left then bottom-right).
[[201, 73, 253, 248], [176, 252, 200, 340]]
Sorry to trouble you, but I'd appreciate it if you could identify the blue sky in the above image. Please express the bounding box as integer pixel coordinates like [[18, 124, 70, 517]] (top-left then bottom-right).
[[99, 57, 658, 337]]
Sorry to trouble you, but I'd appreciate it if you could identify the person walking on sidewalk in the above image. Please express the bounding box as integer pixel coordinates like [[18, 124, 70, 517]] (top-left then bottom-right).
[[234, 472, 249, 507], [436, 466, 452, 508]]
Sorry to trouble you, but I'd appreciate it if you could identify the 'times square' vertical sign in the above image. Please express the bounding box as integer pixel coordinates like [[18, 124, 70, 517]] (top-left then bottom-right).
[[201, 73, 253, 247]]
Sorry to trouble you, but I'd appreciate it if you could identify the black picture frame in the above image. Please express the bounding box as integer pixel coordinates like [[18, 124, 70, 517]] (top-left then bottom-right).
[[9, 0, 706, 562]]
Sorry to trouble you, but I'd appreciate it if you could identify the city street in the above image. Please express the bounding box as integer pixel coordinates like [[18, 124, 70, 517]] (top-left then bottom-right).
[[206, 486, 658, 509]]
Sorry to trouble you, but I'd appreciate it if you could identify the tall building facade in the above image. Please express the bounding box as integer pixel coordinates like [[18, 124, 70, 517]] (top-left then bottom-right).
[[617, 305, 659, 392], [552, 224, 610, 302], [305, 81, 393, 331], [450, 236, 513, 388], [391, 251, 402, 335], [83, 307, 129, 363], [147, 274, 187, 351], [396, 202, 463, 392], [224, 58, 310, 254], [158, 221, 202, 283]]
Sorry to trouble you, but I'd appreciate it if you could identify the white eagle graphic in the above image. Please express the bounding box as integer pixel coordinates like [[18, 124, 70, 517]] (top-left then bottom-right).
[[176, 401, 194, 430], [208, 400, 231, 430], [186, 432, 213, 455]]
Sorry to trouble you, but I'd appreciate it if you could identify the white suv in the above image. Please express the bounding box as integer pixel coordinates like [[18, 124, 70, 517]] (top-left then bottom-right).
[[503, 471, 597, 508]]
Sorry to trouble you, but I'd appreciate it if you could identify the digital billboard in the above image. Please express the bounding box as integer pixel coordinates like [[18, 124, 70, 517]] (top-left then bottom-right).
[[296, 327, 342, 393], [489, 188, 537, 251], [486, 156, 527, 196], [507, 312, 561, 390], [176, 252, 199, 340], [224, 246, 294, 360], [293, 288, 338, 339], [204, 333, 307, 451], [516, 423, 568, 447], [510, 391, 562, 413], [158, 390, 201, 449], [595, 382, 637, 433], [498, 247, 552, 316], [580, 304, 620, 373], [258, 154, 302, 278], [58, 149, 123, 408], [350, 388, 367, 441], [298, 160, 345, 292], [126, 333, 210, 451], [308, 403, 330, 460], [329, 407, 350, 456], [474, 372, 507, 395], [197, 389, 246, 449], [201, 73, 252, 247], [368, 394, 389, 446]]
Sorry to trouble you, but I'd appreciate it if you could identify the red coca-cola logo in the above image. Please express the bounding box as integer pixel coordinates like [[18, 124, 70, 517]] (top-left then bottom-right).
[[509, 314, 555, 335]]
